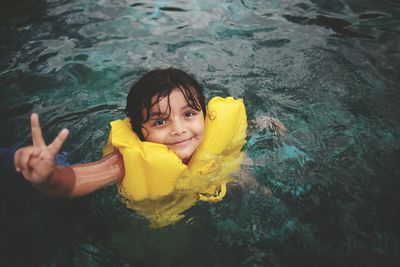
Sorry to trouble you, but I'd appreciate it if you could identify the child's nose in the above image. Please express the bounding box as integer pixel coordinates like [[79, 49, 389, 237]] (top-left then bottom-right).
[[170, 120, 187, 136]]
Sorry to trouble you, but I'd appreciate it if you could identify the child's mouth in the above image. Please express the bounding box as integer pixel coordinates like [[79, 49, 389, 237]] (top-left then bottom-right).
[[167, 137, 193, 147]]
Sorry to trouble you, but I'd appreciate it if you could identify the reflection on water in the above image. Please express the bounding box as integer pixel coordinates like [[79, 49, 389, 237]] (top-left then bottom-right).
[[1, 0, 400, 266]]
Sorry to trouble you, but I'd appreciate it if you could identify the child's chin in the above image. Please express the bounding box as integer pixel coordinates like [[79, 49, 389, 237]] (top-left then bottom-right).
[[175, 152, 192, 164]]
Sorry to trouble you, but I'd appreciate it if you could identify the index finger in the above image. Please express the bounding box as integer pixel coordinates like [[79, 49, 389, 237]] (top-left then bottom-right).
[[47, 128, 69, 155], [31, 113, 46, 147]]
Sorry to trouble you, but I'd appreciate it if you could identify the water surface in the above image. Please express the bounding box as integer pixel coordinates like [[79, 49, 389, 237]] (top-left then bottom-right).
[[1, 0, 400, 266]]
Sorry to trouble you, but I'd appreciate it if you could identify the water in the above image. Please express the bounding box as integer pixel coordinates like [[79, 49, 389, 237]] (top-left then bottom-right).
[[1, 0, 400, 266]]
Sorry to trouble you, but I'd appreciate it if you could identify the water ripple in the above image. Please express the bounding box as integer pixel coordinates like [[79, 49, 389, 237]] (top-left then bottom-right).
[[1, 0, 400, 266]]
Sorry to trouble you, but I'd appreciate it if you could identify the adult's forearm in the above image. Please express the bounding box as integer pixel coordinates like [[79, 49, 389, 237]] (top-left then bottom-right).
[[33, 166, 76, 197], [69, 152, 124, 197], [33, 152, 125, 197]]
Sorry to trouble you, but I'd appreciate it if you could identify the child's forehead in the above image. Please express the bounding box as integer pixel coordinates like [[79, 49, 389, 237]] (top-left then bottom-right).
[[150, 88, 192, 108]]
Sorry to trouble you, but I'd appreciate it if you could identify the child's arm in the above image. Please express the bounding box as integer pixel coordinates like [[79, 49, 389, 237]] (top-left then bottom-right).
[[231, 116, 287, 196], [14, 113, 124, 197], [250, 116, 287, 136]]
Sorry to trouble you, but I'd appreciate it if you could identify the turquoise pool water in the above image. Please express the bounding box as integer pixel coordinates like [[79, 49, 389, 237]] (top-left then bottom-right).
[[1, 0, 400, 266]]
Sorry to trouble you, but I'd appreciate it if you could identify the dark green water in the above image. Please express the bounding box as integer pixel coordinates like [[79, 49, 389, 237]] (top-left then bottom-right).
[[1, 0, 400, 266]]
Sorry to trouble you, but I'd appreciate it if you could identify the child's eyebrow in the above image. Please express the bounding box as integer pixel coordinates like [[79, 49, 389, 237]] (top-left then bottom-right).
[[148, 111, 165, 118], [181, 104, 200, 111], [147, 103, 198, 119], [180, 104, 191, 111]]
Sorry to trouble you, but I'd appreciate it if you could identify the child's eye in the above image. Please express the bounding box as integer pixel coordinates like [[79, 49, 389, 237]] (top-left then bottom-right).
[[185, 111, 196, 117], [154, 119, 166, 126]]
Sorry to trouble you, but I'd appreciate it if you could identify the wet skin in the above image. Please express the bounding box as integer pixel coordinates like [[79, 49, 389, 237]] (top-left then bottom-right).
[[141, 88, 205, 164]]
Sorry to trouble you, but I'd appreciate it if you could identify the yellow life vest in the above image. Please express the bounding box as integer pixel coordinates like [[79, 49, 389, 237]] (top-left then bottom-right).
[[103, 96, 247, 227]]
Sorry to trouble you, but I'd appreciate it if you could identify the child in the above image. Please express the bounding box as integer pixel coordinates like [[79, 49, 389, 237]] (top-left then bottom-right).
[[12, 68, 286, 227]]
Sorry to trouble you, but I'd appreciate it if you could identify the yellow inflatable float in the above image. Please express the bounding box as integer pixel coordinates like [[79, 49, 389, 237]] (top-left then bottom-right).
[[103, 96, 247, 227]]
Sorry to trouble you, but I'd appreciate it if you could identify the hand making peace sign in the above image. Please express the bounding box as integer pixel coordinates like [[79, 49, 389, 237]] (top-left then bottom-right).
[[14, 113, 69, 185]]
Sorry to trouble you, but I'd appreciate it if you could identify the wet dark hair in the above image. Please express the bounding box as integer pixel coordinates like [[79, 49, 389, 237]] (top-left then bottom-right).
[[125, 68, 206, 140]]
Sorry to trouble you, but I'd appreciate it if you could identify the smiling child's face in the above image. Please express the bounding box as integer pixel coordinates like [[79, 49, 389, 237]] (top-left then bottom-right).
[[141, 88, 205, 164]]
